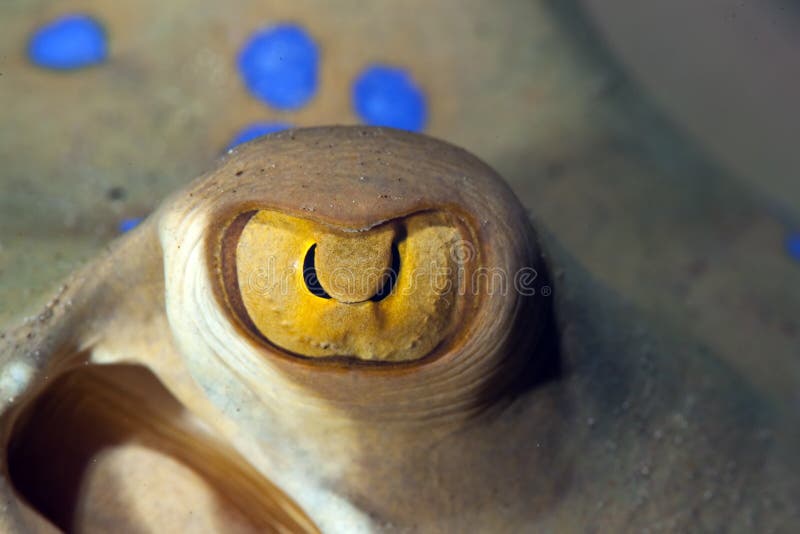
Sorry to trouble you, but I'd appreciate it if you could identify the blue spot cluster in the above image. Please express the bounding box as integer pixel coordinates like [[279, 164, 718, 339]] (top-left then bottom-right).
[[27, 14, 107, 70], [118, 217, 143, 234], [227, 122, 291, 150], [237, 24, 319, 111], [234, 24, 428, 135], [352, 65, 427, 132]]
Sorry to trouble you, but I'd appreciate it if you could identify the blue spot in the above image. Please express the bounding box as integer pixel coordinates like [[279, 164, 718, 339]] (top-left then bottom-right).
[[237, 24, 318, 110], [352, 65, 427, 132], [227, 122, 291, 150], [27, 14, 108, 70], [786, 232, 800, 261], [118, 217, 142, 234]]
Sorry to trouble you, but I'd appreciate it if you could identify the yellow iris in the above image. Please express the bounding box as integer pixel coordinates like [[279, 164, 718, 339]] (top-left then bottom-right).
[[231, 210, 469, 362]]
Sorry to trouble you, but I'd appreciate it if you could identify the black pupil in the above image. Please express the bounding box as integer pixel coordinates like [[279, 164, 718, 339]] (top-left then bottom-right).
[[303, 245, 331, 299], [302, 243, 400, 301], [371, 242, 400, 302]]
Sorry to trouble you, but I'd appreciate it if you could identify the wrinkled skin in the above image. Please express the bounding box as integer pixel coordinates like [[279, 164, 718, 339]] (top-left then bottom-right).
[[1, 127, 798, 533]]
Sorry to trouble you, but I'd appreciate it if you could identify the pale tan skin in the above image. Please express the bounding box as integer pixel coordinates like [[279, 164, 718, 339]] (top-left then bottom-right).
[[0, 127, 798, 533]]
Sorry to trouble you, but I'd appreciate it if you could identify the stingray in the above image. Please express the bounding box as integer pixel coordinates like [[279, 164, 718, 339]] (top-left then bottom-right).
[[0, 127, 797, 533]]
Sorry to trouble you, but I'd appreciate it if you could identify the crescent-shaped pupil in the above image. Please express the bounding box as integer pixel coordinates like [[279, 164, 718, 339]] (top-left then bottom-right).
[[370, 242, 400, 302], [302, 245, 332, 299]]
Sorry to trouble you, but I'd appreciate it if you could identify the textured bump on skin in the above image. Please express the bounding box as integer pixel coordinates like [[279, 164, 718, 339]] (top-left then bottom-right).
[[162, 126, 546, 420]]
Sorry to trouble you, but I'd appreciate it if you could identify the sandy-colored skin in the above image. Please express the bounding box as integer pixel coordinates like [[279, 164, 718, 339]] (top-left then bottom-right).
[[0, 127, 798, 532]]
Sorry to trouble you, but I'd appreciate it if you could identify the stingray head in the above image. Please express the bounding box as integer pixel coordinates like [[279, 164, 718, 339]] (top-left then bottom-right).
[[159, 127, 548, 422], [0, 127, 551, 532]]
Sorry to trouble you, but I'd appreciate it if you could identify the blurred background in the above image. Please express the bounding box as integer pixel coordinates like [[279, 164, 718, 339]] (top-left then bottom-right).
[[584, 0, 800, 222], [1, 0, 798, 413]]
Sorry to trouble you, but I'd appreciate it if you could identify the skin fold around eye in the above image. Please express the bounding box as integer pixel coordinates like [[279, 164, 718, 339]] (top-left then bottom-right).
[[227, 210, 472, 362]]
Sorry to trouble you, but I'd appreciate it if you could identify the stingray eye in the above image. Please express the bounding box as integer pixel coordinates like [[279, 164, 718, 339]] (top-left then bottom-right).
[[220, 210, 475, 363]]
